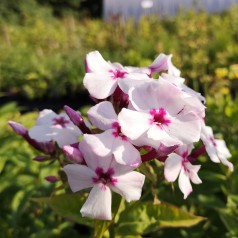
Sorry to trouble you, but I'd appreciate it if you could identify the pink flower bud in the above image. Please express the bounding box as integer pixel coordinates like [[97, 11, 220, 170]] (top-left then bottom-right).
[[33, 156, 48, 162], [8, 121, 28, 137], [64, 105, 91, 134], [63, 145, 84, 164], [8, 121, 56, 154], [44, 176, 59, 183]]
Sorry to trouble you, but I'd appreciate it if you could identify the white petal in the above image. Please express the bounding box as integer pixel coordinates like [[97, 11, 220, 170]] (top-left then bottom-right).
[[83, 72, 117, 99], [110, 171, 145, 202], [155, 78, 187, 116], [118, 73, 152, 94], [167, 55, 181, 77], [118, 108, 151, 140], [36, 109, 57, 125], [178, 167, 193, 199], [87, 101, 117, 130], [147, 124, 181, 147], [129, 82, 159, 111], [112, 138, 141, 167], [186, 163, 202, 184], [52, 127, 80, 148], [161, 73, 185, 85], [85, 51, 112, 72], [63, 164, 95, 192], [29, 125, 54, 142], [167, 115, 201, 144], [164, 153, 182, 182], [79, 133, 114, 171], [149, 53, 170, 73], [80, 184, 112, 220]]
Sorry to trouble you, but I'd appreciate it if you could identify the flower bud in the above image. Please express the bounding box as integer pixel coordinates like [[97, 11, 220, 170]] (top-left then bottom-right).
[[8, 121, 56, 154], [64, 105, 91, 134], [63, 145, 84, 164], [44, 176, 59, 183]]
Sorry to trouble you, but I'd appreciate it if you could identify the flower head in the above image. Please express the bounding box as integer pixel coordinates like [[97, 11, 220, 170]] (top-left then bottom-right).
[[29, 109, 82, 148], [63, 137, 145, 220]]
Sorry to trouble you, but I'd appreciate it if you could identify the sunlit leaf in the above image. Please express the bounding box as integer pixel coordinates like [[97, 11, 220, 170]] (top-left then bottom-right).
[[116, 201, 205, 236]]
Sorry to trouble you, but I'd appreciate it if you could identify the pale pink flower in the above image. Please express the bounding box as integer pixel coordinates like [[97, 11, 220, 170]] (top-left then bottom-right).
[[29, 109, 82, 148], [164, 144, 202, 199], [86, 101, 141, 166], [83, 51, 151, 99], [118, 79, 202, 149], [201, 124, 233, 171], [63, 138, 145, 220]]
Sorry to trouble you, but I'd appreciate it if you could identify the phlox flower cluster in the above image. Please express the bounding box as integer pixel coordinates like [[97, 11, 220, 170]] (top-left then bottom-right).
[[9, 51, 233, 220]]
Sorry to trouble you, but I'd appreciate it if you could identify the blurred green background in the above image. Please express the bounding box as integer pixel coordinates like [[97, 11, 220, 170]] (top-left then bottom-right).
[[0, 0, 238, 237]]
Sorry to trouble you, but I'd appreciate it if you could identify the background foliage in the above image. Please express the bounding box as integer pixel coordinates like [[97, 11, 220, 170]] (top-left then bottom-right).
[[0, 1, 238, 237]]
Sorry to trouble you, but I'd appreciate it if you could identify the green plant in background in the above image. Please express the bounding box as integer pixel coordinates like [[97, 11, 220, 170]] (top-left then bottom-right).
[[1, 5, 238, 99]]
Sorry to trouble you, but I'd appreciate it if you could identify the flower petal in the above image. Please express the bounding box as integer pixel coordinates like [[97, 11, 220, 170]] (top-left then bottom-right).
[[80, 183, 112, 220], [110, 171, 145, 202], [118, 108, 151, 140], [178, 167, 193, 199], [167, 114, 201, 144], [129, 81, 159, 111], [83, 72, 117, 99], [147, 124, 181, 147], [164, 153, 182, 182], [85, 51, 112, 72], [29, 125, 54, 142], [79, 132, 114, 171], [112, 138, 141, 167], [185, 163, 202, 184], [52, 127, 80, 147], [87, 101, 117, 130], [63, 164, 95, 192], [118, 73, 152, 94], [36, 109, 57, 125]]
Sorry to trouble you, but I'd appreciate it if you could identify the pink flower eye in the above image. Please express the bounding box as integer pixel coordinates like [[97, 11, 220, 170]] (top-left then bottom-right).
[[112, 121, 127, 141], [52, 116, 70, 128], [149, 108, 171, 127], [93, 167, 117, 186], [109, 69, 128, 79]]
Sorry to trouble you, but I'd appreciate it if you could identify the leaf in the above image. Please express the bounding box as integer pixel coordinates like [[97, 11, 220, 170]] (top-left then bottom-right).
[[115, 201, 205, 236], [219, 209, 238, 236], [32, 193, 93, 227]]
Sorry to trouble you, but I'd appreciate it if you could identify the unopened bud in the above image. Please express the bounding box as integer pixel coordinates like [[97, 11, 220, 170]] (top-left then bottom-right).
[[44, 176, 59, 183], [64, 105, 91, 134], [63, 145, 84, 163]]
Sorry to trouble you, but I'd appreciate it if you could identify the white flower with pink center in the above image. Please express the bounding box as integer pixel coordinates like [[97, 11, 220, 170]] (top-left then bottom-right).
[[83, 51, 151, 99], [29, 109, 82, 148], [118, 79, 202, 149], [86, 101, 141, 166], [164, 144, 202, 199], [63, 139, 145, 220], [201, 124, 233, 171]]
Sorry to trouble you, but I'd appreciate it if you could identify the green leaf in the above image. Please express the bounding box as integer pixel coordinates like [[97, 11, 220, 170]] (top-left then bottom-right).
[[219, 209, 238, 236], [32, 193, 93, 227], [115, 201, 205, 236]]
